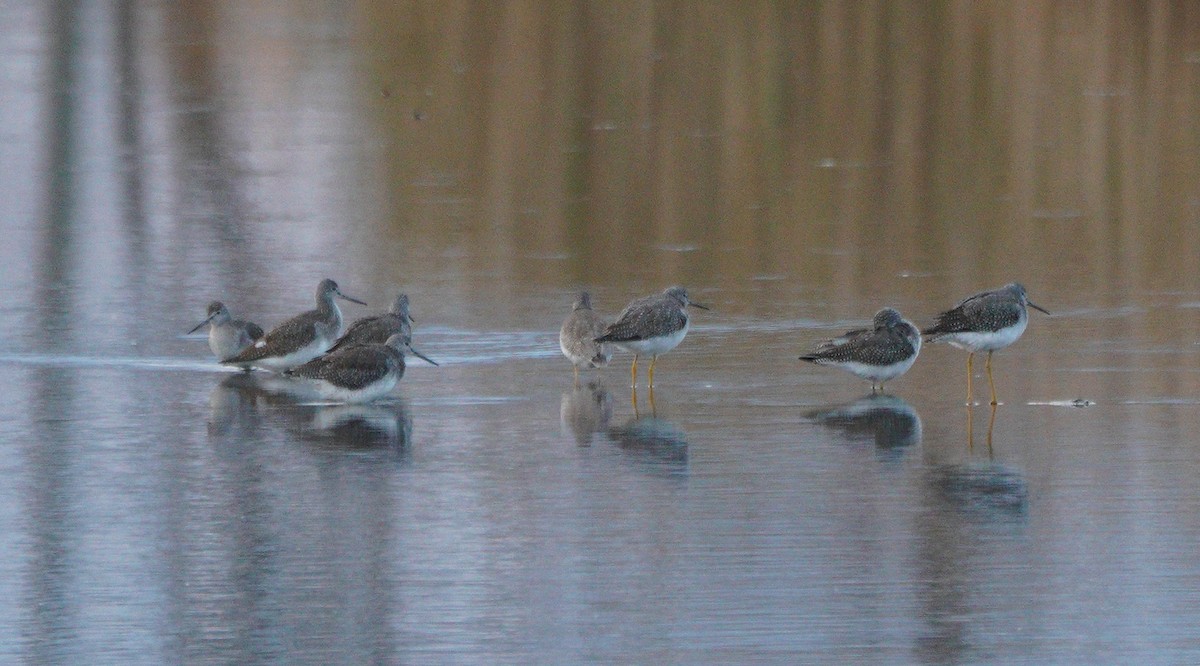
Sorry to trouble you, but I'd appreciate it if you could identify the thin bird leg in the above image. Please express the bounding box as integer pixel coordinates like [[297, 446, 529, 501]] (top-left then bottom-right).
[[573, 365, 580, 387], [986, 350, 997, 406], [648, 355, 658, 388], [966, 352, 975, 405], [986, 402, 997, 455]]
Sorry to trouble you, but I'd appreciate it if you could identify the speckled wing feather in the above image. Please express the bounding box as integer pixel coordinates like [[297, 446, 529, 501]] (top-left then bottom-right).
[[815, 327, 871, 350], [225, 312, 321, 363], [926, 290, 1021, 337], [289, 345, 398, 390], [802, 326, 917, 366], [327, 313, 409, 353], [597, 294, 686, 343]]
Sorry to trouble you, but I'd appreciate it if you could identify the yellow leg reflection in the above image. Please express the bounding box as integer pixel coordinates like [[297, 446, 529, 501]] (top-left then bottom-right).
[[630, 354, 639, 388], [966, 352, 975, 406], [966, 402, 975, 452], [631, 384, 640, 418], [647, 384, 657, 417], [986, 350, 998, 406], [573, 365, 580, 387], [967, 401, 999, 456], [986, 401, 997, 457]]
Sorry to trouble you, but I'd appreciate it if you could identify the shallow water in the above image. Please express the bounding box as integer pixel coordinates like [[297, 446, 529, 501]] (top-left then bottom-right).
[[3, 2, 1200, 663]]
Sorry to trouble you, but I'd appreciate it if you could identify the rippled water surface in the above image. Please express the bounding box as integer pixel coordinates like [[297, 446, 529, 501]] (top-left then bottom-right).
[[3, 2, 1200, 663]]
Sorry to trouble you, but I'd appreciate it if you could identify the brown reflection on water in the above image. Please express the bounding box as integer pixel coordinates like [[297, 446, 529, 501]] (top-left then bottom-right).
[[356, 1, 1200, 305]]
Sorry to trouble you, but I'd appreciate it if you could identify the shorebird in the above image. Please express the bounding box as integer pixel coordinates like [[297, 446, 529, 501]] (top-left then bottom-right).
[[189, 301, 264, 363], [328, 292, 414, 350], [223, 278, 366, 372], [596, 286, 708, 388], [800, 307, 921, 392], [286, 333, 436, 403], [559, 291, 611, 383], [924, 282, 1050, 405]]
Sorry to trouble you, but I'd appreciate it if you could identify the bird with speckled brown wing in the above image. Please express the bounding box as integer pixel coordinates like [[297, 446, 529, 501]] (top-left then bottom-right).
[[800, 307, 922, 393], [924, 282, 1050, 405], [287, 334, 437, 403], [595, 286, 709, 388], [328, 292, 414, 353], [222, 279, 366, 373]]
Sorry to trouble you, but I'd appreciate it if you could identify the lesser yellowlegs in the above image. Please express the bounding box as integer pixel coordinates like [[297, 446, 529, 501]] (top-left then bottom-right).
[[799, 307, 921, 392], [188, 301, 264, 363], [559, 291, 611, 383], [223, 278, 366, 372], [924, 282, 1050, 405], [327, 292, 422, 356], [286, 333, 437, 403], [596, 286, 708, 388]]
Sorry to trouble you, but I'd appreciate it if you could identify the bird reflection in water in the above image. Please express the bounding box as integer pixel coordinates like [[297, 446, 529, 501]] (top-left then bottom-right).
[[560, 380, 613, 445], [606, 387, 689, 476], [931, 403, 1027, 519], [207, 372, 412, 452], [928, 462, 1028, 519], [207, 372, 267, 437], [307, 401, 413, 452], [806, 393, 923, 454]]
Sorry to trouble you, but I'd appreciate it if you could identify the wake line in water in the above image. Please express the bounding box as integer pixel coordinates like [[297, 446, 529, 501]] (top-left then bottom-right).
[[0, 336, 560, 373], [410, 329, 561, 365], [0, 353, 226, 373]]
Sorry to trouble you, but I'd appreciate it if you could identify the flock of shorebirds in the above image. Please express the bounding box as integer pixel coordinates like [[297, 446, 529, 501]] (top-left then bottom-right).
[[190, 279, 437, 404], [561, 282, 1048, 406], [191, 279, 1049, 406]]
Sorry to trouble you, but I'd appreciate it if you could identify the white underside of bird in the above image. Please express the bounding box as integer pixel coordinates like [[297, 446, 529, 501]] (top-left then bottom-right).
[[612, 321, 689, 357], [246, 336, 332, 372], [936, 318, 1027, 352]]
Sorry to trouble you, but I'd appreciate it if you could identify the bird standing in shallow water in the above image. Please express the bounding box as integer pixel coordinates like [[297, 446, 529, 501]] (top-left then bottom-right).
[[223, 278, 366, 373], [325, 292, 434, 363], [923, 282, 1050, 405], [595, 286, 709, 388], [189, 301, 264, 363], [287, 333, 437, 404], [560, 291, 611, 384], [800, 307, 921, 393]]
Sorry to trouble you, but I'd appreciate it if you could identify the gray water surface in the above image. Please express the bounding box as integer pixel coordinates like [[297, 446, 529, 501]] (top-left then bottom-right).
[[3, 2, 1200, 663]]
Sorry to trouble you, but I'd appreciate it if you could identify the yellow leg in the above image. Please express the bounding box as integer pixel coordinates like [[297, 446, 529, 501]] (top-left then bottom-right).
[[647, 355, 658, 388], [986, 350, 998, 406], [630, 355, 639, 388], [966, 402, 975, 452], [966, 352, 975, 405]]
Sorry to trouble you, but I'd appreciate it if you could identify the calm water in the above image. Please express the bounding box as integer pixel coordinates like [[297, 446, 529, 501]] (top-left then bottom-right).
[[3, 1, 1200, 663]]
